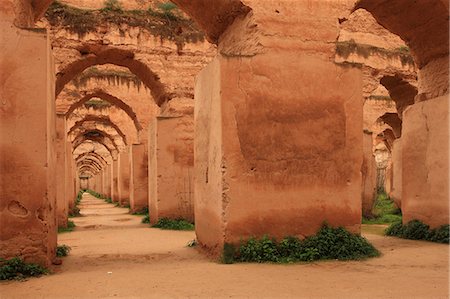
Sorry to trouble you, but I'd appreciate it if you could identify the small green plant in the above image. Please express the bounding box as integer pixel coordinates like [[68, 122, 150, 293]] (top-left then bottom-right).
[[58, 220, 76, 233], [105, 197, 113, 203], [148, 1, 179, 21], [102, 0, 123, 12], [225, 224, 379, 264], [222, 243, 236, 264], [0, 257, 48, 280], [386, 220, 449, 244], [141, 214, 150, 224], [152, 218, 194, 230], [56, 245, 72, 257]]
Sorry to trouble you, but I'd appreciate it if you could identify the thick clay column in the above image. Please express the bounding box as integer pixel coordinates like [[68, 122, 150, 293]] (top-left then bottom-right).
[[148, 114, 194, 224], [0, 13, 57, 265], [101, 169, 107, 196], [55, 115, 68, 227], [65, 142, 75, 210], [111, 159, 119, 202], [130, 144, 148, 212], [194, 1, 362, 255], [361, 133, 376, 216], [104, 164, 111, 198], [402, 96, 449, 227], [118, 149, 131, 206], [390, 138, 403, 210]]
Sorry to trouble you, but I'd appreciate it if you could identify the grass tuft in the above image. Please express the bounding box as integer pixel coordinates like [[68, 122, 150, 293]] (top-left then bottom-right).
[[58, 220, 76, 233], [152, 218, 194, 230], [56, 245, 72, 257]]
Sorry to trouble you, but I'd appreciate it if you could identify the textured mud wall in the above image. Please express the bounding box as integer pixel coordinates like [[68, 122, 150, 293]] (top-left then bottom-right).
[[112, 159, 119, 202], [194, 0, 363, 254], [390, 139, 402, 208], [0, 21, 57, 266], [55, 115, 68, 226], [148, 115, 194, 224], [361, 133, 376, 216], [194, 58, 224, 252], [402, 95, 449, 227], [118, 149, 131, 205], [129, 144, 148, 212]]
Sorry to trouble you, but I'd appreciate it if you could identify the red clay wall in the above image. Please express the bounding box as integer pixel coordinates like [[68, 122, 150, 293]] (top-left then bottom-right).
[[0, 21, 57, 266], [402, 95, 449, 227]]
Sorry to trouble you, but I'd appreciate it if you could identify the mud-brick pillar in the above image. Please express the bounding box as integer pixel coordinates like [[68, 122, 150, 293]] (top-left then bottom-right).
[[130, 144, 148, 212], [361, 132, 376, 217], [104, 164, 111, 198], [118, 149, 131, 206], [194, 1, 363, 256], [148, 114, 194, 224], [102, 169, 107, 196], [0, 22, 57, 266], [111, 159, 119, 202], [65, 142, 75, 210], [390, 139, 402, 209], [97, 171, 104, 195], [402, 96, 449, 227], [55, 115, 68, 227]]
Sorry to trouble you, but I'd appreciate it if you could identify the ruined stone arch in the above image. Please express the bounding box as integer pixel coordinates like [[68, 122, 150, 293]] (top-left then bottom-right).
[[55, 45, 170, 106], [77, 158, 102, 172], [73, 140, 117, 159], [67, 116, 128, 147], [75, 151, 108, 166], [66, 90, 143, 132], [355, 0, 449, 100], [379, 75, 418, 117], [71, 131, 119, 155], [377, 112, 402, 138]]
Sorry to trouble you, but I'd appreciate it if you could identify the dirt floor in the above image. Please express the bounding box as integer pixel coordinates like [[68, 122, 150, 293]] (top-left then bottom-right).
[[1, 193, 449, 299]]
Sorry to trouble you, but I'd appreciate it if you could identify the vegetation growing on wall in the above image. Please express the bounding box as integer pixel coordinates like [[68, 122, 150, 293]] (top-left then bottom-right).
[[73, 67, 144, 91], [45, 1, 205, 50], [0, 258, 48, 280], [386, 220, 449, 244], [222, 224, 380, 264], [336, 40, 415, 66]]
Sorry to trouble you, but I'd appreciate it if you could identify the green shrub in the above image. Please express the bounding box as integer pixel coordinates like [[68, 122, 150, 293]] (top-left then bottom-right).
[[58, 220, 76, 233], [152, 218, 194, 230], [222, 243, 236, 264], [386, 220, 449, 244], [428, 225, 450, 244], [105, 197, 112, 203], [0, 257, 48, 280], [385, 221, 403, 236], [56, 245, 71, 257], [141, 214, 150, 224], [401, 220, 429, 240], [230, 225, 379, 264], [102, 0, 123, 12]]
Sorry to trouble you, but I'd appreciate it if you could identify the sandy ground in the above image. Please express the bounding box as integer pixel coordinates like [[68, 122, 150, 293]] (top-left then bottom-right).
[[1, 193, 449, 299]]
